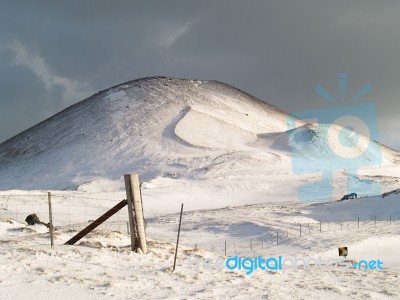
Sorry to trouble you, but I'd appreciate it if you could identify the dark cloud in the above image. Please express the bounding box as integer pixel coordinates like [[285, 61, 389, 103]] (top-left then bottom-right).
[[0, 0, 399, 149]]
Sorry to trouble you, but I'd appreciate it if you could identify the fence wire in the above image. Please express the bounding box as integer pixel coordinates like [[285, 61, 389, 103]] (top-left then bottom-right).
[[0, 193, 399, 256]]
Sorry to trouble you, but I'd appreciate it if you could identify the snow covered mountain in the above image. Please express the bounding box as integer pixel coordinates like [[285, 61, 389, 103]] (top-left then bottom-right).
[[0, 77, 398, 198]]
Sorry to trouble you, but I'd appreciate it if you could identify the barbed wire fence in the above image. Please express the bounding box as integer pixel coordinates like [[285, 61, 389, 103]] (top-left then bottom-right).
[[178, 218, 400, 257], [0, 192, 176, 249], [0, 192, 399, 256]]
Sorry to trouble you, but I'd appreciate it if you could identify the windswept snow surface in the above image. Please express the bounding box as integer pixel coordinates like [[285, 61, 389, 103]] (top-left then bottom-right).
[[0, 190, 400, 299]]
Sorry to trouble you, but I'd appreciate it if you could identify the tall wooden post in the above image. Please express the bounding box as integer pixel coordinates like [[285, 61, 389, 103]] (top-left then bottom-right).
[[125, 176, 137, 252], [48, 192, 54, 249], [124, 174, 147, 254]]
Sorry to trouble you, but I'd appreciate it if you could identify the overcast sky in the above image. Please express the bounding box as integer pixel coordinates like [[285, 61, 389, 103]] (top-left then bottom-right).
[[0, 1, 399, 150]]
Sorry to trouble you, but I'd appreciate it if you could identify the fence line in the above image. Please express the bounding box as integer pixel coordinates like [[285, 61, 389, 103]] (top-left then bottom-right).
[[0, 193, 399, 255], [183, 219, 400, 257]]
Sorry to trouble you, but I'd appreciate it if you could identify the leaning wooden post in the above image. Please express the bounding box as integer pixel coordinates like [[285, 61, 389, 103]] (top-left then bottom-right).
[[124, 174, 147, 254], [173, 203, 184, 272], [48, 192, 54, 249], [65, 200, 128, 245]]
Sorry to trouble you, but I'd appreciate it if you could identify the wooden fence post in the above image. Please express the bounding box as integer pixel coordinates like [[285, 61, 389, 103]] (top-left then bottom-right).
[[65, 200, 127, 245], [124, 174, 147, 254]]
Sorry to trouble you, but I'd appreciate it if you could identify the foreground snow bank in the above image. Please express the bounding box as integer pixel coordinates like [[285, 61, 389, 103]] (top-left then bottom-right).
[[1, 191, 400, 299]]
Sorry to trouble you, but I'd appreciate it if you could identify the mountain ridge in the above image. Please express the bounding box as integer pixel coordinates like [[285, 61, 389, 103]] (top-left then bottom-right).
[[0, 77, 398, 197]]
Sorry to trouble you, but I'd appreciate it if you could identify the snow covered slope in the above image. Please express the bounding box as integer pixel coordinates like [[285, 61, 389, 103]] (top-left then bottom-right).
[[0, 77, 398, 199]]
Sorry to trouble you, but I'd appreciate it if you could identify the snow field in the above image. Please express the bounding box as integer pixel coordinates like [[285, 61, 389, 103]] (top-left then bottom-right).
[[1, 190, 400, 299]]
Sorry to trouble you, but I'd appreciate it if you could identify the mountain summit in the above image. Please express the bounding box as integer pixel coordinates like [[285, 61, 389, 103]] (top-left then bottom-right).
[[0, 77, 398, 197]]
